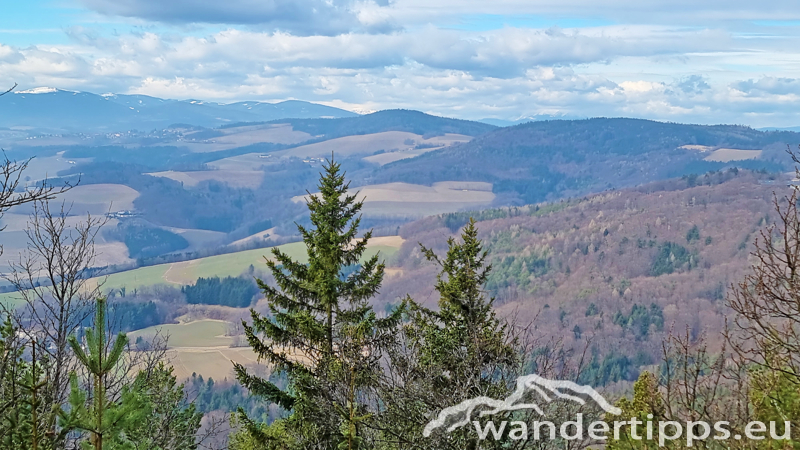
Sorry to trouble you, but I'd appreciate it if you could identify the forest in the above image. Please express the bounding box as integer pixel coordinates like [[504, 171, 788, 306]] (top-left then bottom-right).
[[1, 155, 800, 449]]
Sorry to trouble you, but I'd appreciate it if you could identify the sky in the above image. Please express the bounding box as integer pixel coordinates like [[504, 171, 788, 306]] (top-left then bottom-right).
[[2, 1, 800, 127]]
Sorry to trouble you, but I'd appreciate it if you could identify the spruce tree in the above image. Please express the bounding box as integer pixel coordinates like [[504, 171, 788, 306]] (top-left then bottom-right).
[[380, 218, 518, 449], [416, 218, 517, 398], [235, 157, 398, 449]]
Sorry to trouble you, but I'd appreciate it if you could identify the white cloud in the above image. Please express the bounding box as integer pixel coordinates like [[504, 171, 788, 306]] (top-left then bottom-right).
[[3, 7, 800, 127]]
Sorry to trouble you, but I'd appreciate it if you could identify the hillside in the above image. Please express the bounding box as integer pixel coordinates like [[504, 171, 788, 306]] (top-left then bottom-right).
[[376, 170, 785, 385], [267, 109, 496, 139], [369, 118, 798, 204], [2, 108, 798, 277]]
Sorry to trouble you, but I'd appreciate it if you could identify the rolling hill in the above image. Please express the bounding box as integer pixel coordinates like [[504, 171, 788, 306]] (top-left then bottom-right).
[[368, 117, 799, 204]]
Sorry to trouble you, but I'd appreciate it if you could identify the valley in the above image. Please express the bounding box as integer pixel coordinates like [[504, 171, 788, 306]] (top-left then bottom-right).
[[1, 90, 798, 385]]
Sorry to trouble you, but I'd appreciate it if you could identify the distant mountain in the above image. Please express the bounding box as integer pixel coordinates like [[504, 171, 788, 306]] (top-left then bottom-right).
[[479, 114, 587, 127], [369, 118, 799, 204], [268, 109, 497, 139], [758, 126, 800, 132], [0, 88, 358, 131]]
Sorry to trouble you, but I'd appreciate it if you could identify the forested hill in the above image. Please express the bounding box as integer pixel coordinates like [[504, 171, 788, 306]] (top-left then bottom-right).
[[377, 170, 783, 386], [265, 109, 497, 139], [369, 118, 799, 204], [0, 88, 358, 131]]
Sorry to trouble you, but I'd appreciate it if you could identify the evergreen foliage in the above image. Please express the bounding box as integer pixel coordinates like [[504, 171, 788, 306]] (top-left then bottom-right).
[[234, 157, 399, 449], [59, 297, 148, 450], [124, 363, 203, 450], [650, 242, 696, 276], [379, 218, 519, 449], [182, 276, 259, 307], [120, 225, 189, 259]]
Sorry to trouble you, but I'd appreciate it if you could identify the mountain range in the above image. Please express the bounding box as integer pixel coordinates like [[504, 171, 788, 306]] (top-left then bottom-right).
[[0, 87, 358, 131]]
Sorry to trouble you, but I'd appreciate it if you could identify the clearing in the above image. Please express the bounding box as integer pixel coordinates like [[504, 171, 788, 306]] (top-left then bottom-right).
[[679, 144, 714, 152], [129, 319, 255, 380], [293, 181, 495, 217], [704, 148, 762, 162], [276, 131, 471, 159], [146, 170, 265, 188], [177, 124, 313, 153]]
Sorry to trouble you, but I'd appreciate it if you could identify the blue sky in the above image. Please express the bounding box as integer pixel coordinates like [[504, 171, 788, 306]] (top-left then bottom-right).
[[2, 0, 800, 126]]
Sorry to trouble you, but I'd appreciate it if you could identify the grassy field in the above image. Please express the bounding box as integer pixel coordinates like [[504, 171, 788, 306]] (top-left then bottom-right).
[[0, 237, 403, 307], [165, 227, 226, 252], [129, 319, 232, 347], [162, 240, 400, 284], [294, 181, 495, 217]]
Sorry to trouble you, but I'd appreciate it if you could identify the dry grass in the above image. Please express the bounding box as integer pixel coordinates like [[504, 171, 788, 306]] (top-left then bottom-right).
[[7, 184, 140, 216], [164, 347, 258, 381], [206, 153, 275, 171], [278, 131, 472, 159], [146, 170, 265, 188], [179, 124, 313, 153], [704, 148, 762, 162], [362, 146, 445, 165], [293, 181, 495, 217]]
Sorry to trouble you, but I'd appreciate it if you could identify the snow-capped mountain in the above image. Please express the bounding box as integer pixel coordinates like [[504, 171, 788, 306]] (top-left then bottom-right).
[[0, 88, 357, 131]]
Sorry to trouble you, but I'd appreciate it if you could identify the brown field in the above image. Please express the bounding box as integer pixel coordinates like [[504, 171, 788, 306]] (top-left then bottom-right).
[[165, 227, 226, 252], [362, 146, 445, 165], [229, 228, 278, 247], [704, 148, 762, 162], [277, 131, 472, 159], [206, 153, 276, 171], [7, 184, 140, 216], [164, 347, 258, 381], [0, 213, 134, 271], [179, 124, 313, 153], [293, 181, 495, 217], [129, 319, 251, 380], [679, 144, 714, 152], [146, 170, 265, 188], [22, 153, 90, 182]]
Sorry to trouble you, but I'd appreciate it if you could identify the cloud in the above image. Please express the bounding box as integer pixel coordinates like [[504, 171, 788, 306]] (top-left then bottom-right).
[[733, 77, 800, 96], [675, 75, 710, 94], [78, 0, 398, 35], [3, 12, 800, 127]]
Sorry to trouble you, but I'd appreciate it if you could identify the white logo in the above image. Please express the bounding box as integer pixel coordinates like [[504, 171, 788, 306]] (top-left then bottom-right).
[[423, 374, 622, 437]]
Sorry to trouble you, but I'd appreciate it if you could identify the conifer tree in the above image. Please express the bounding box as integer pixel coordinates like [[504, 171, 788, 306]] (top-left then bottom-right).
[[380, 218, 518, 449], [235, 157, 398, 449], [0, 317, 61, 450], [415, 218, 517, 398], [59, 297, 148, 450], [123, 363, 203, 450], [605, 371, 666, 450]]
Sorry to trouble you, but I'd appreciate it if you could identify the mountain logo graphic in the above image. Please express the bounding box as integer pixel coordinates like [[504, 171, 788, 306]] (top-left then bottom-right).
[[423, 374, 622, 437]]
